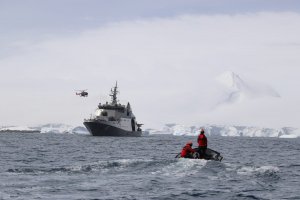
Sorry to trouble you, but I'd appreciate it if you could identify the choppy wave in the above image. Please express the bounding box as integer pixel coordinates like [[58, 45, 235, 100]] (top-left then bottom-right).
[[6, 158, 280, 184], [6, 158, 215, 178], [6, 159, 164, 175]]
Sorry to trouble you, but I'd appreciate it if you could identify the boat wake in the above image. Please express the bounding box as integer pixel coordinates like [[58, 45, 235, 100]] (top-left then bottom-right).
[[6, 157, 280, 183], [152, 159, 208, 177]]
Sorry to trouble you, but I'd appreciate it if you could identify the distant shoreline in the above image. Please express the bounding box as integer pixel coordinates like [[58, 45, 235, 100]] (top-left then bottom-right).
[[0, 130, 41, 133]]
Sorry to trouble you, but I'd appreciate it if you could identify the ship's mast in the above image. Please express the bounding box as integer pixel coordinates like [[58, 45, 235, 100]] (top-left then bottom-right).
[[110, 81, 119, 105]]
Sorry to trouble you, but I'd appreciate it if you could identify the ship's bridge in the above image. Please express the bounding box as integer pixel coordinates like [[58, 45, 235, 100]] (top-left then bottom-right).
[[95, 102, 134, 121]]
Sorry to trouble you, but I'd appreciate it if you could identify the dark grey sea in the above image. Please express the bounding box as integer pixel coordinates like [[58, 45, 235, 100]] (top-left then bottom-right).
[[0, 133, 299, 200]]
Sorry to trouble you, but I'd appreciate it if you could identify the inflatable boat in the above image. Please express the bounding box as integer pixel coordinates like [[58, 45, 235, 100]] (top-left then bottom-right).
[[175, 147, 223, 161]]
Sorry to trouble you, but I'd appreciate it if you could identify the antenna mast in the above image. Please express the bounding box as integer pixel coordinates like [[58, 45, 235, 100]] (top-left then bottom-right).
[[110, 81, 119, 105]]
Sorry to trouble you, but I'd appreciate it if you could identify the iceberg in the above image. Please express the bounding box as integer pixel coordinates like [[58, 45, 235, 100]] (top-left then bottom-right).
[[146, 124, 299, 138], [0, 126, 40, 133], [0, 124, 89, 135]]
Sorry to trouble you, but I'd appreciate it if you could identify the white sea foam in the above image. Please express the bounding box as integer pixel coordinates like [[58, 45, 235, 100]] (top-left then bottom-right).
[[152, 159, 207, 177], [237, 165, 279, 176]]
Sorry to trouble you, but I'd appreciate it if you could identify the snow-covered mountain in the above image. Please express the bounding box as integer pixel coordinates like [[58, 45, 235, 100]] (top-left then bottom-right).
[[215, 71, 280, 105], [146, 124, 300, 138]]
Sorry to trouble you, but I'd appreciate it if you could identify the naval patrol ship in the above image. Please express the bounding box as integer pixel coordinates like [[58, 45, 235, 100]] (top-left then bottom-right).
[[83, 83, 142, 137]]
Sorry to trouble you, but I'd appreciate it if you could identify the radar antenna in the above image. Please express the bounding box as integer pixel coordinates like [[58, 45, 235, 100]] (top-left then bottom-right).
[[109, 81, 119, 105]]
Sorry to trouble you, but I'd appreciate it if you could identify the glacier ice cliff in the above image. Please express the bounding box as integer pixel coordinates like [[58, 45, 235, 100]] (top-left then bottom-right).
[[145, 124, 299, 138], [1, 123, 299, 138]]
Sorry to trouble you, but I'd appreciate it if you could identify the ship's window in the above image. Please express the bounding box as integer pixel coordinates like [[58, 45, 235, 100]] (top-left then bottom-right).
[[101, 111, 108, 116]]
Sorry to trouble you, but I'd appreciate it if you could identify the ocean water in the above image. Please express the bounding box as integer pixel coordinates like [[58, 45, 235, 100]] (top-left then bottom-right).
[[0, 133, 299, 200]]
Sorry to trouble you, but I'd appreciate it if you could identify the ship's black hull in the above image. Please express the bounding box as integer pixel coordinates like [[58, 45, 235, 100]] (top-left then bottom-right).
[[83, 121, 142, 137]]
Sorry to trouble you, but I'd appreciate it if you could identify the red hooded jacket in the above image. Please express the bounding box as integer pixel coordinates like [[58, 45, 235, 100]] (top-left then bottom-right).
[[197, 133, 207, 147], [181, 144, 195, 157]]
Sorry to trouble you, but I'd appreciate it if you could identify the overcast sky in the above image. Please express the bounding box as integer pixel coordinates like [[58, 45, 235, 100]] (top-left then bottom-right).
[[1, 0, 300, 129]]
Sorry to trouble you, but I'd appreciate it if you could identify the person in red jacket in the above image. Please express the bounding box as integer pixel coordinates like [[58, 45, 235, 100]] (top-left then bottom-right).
[[197, 128, 207, 159], [180, 141, 196, 158]]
